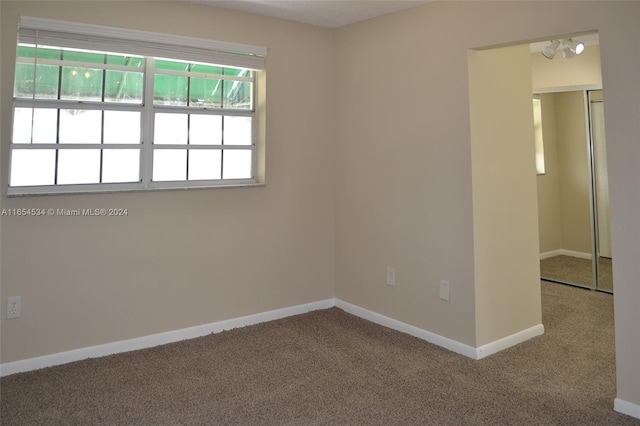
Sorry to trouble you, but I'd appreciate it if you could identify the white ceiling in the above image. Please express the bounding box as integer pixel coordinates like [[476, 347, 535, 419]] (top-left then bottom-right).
[[188, 1, 601, 52], [188, 0, 433, 28]]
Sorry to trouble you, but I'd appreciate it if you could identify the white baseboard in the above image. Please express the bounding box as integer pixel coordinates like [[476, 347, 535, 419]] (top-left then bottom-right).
[[540, 249, 592, 260], [540, 249, 562, 260], [0, 299, 335, 377], [335, 299, 478, 358], [0, 297, 546, 376], [561, 249, 592, 260], [475, 324, 544, 359], [335, 299, 543, 360], [615, 398, 640, 420]]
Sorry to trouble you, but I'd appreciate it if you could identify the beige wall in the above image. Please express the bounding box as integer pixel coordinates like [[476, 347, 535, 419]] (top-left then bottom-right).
[[468, 45, 541, 346], [0, 1, 336, 362], [334, 0, 640, 408], [333, 1, 477, 346], [555, 91, 593, 255], [599, 6, 640, 407]]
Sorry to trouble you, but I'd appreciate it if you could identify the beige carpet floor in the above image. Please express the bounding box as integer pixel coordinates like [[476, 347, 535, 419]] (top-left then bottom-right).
[[1, 282, 638, 425], [540, 255, 613, 292]]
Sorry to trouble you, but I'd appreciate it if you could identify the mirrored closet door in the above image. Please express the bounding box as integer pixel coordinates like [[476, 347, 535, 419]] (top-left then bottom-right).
[[536, 90, 612, 293]]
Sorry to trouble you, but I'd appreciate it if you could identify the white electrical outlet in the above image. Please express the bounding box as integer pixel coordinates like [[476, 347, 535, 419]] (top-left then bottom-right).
[[439, 280, 450, 301], [7, 296, 22, 319], [386, 267, 396, 286]]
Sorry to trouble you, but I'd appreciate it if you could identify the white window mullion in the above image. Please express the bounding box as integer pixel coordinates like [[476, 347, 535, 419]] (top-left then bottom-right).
[[11, 144, 140, 150], [150, 144, 252, 150], [154, 68, 252, 82], [141, 57, 155, 188], [153, 105, 255, 118], [7, 182, 146, 196], [251, 72, 258, 180], [14, 99, 144, 112], [152, 105, 254, 117]]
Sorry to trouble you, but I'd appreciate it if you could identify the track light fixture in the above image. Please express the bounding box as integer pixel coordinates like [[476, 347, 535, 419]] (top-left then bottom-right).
[[542, 39, 585, 59], [542, 40, 561, 59], [562, 39, 585, 58]]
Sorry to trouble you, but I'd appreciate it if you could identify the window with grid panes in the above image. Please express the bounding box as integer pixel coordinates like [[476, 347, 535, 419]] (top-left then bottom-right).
[[8, 17, 265, 195]]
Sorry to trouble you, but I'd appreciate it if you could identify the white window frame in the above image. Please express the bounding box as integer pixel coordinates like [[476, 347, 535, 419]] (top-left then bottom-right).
[[8, 16, 266, 196], [533, 95, 545, 175]]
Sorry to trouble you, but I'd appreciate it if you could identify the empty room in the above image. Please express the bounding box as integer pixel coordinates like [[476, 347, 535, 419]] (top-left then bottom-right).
[[1, 1, 639, 424]]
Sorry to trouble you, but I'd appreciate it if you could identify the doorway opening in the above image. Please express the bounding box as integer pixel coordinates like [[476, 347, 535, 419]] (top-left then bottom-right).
[[467, 28, 619, 421], [532, 34, 613, 293]]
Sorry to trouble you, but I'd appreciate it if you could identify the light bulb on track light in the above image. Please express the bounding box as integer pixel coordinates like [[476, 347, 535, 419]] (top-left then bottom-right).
[[562, 39, 585, 58], [567, 39, 585, 55]]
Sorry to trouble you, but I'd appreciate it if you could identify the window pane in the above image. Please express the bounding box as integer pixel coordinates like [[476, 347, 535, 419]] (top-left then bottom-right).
[[104, 111, 141, 144], [223, 68, 247, 78], [189, 77, 222, 107], [223, 80, 252, 110], [154, 113, 187, 144], [33, 109, 58, 144], [105, 70, 143, 103], [224, 116, 252, 145], [533, 98, 546, 175], [153, 150, 186, 181], [14, 108, 59, 144], [191, 63, 223, 75], [63, 50, 104, 65], [57, 150, 101, 184], [223, 149, 252, 179], [59, 110, 101, 144], [13, 62, 35, 97], [10, 150, 56, 186], [61, 66, 103, 101], [190, 115, 222, 145], [15, 46, 64, 99], [35, 64, 61, 99], [154, 74, 187, 106], [223, 68, 252, 110], [102, 149, 140, 183], [189, 150, 221, 180], [17, 45, 61, 60], [106, 55, 144, 68], [14, 63, 60, 99], [155, 59, 189, 72], [12, 108, 33, 144]]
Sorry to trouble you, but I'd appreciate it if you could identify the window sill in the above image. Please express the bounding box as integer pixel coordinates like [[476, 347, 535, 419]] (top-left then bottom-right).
[[6, 181, 266, 197]]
